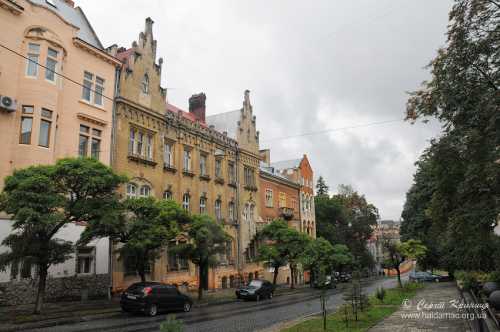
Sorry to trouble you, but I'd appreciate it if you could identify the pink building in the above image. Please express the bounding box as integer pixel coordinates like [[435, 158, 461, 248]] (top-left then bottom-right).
[[0, 0, 120, 305]]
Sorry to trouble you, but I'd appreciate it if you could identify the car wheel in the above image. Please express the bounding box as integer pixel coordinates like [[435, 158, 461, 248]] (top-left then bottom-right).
[[268, 292, 273, 299], [147, 304, 158, 317], [183, 302, 191, 312], [256, 294, 261, 301]]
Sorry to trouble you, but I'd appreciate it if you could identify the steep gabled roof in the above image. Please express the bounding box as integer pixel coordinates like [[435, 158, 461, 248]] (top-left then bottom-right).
[[205, 110, 241, 139], [271, 158, 302, 171], [29, 0, 103, 49]]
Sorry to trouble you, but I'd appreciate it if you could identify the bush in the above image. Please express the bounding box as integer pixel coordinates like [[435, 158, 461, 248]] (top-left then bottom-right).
[[375, 287, 386, 302], [160, 315, 184, 332]]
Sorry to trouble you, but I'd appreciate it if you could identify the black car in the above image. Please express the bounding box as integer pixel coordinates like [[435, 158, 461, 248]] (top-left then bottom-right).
[[236, 279, 274, 301], [120, 282, 193, 316], [313, 275, 338, 289], [338, 272, 352, 283], [409, 271, 451, 283]]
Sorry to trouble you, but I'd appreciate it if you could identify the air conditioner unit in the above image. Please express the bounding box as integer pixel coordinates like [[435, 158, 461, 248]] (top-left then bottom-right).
[[0, 95, 17, 112]]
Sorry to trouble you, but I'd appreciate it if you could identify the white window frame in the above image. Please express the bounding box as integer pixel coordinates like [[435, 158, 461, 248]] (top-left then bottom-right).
[[45, 47, 58, 83], [182, 193, 190, 211], [199, 196, 206, 214], [139, 185, 151, 197], [265, 189, 273, 207], [76, 247, 95, 275], [215, 199, 222, 221], [163, 190, 172, 200], [164, 140, 174, 167], [126, 183, 137, 198], [26, 43, 40, 78], [183, 149, 192, 172]]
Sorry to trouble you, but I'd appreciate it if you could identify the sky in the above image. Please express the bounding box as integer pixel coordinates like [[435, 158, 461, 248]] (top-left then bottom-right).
[[80, 0, 453, 221]]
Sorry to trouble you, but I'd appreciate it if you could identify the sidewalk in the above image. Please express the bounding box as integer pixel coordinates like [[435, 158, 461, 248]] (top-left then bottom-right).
[[368, 282, 472, 332]]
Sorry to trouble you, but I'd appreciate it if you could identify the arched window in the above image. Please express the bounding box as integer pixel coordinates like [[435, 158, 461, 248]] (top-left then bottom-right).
[[126, 183, 137, 198], [139, 185, 151, 197], [215, 199, 222, 221], [182, 193, 190, 211], [142, 74, 149, 94], [228, 202, 235, 222], [199, 196, 206, 214], [163, 190, 172, 200]]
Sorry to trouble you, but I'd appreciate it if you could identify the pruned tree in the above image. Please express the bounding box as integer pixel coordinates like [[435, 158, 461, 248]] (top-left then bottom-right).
[[0, 158, 126, 313], [382, 239, 427, 287]]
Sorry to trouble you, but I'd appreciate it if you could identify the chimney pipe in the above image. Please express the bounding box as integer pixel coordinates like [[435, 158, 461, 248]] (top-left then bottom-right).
[[188, 93, 206, 123]]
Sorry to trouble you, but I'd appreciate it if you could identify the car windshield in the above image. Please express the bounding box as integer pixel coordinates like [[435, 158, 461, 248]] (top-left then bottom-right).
[[248, 280, 263, 287]]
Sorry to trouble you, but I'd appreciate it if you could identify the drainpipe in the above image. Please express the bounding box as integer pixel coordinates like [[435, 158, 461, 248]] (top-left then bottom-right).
[[235, 148, 241, 274], [108, 65, 121, 299]]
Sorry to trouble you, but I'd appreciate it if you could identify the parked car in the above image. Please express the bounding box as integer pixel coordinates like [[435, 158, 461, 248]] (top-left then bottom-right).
[[236, 279, 274, 301], [313, 275, 338, 289], [409, 271, 450, 283], [120, 282, 193, 316], [338, 272, 352, 283]]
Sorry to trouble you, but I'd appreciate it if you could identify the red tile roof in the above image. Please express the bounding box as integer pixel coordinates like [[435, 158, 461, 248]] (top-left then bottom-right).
[[167, 103, 207, 127]]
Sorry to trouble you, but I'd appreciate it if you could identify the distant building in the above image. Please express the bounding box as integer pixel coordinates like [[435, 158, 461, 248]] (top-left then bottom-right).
[[366, 220, 400, 274]]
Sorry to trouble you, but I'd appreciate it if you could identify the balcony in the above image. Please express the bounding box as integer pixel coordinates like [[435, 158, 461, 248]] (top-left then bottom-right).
[[215, 177, 225, 185], [199, 174, 211, 182], [163, 163, 177, 173], [127, 153, 157, 167], [279, 207, 294, 220], [182, 169, 195, 177]]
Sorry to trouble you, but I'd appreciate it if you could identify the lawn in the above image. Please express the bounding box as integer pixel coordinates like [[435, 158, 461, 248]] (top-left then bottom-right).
[[282, 282, 423, 332]]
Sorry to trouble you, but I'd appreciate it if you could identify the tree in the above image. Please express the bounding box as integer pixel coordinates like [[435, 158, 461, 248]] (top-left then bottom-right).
[[382, 239, 427, 287], [0, 158, 126, 313], [403, 0, 499, 274], [177, 214, 229, 300], [315, 187, 379, 270], [315, 176, 329, 197], [81, 197, 187, 283], [257, 219, 309, 288]]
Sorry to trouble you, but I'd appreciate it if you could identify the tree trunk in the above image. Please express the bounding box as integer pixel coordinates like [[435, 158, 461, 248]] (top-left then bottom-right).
[[34, 265, 47, 314], [290, 266, 296, 289], [310, 269, 315, 288], [198, 264, 203, 300], [273, 265, 279, 285], [396, 266, 402, 288]]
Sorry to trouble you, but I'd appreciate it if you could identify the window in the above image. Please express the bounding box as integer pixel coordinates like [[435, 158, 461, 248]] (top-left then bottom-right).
[[45, 48, 58, 82], [215, 159, 222, 178], [26, 43, 40, 77], [79, 124, 101, 159], [199, 197, 206, 214], [228, 162, 236, 184], [244, 167, 255, 187], [183, 148, 192, 172], [142, 74, 149, 94], [82, 71, 105, 106], [19, 106, 34, 144], [129, 128, 135, 154], [265, 189, 273, 207], [182, 193, 190, 211], [200, 153, 207, 176], [126, 183, 137, 198], [139, 185, 151, 197], [163, 190, 172, 200], [215, 199, 222, 221], [164, 141, 174, 167], [82, 71, 93, 102], [279, 192, 286, 208], [228, 202, 235, 222], [38, 108, 53, 148], [76, 247, 94, 274], [167, 241, 188, 272], [146, 134, 153, 160], [124, 254, 150, 276], [10, 259, 32, 280], [137, 132, 143, 156]]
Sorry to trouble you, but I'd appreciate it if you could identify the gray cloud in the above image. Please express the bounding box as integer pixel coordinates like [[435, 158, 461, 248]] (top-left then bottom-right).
[[80, 0, 452, 220]]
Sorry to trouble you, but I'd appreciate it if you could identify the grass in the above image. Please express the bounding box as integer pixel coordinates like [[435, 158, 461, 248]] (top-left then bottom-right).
[[282, 282, 424, 332]]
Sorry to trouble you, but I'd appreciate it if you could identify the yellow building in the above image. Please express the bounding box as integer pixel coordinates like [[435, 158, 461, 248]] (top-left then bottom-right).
[[108, 18, 263, 291]]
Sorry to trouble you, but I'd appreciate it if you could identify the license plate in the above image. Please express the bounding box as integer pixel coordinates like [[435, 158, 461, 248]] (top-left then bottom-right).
[[127, 294, 137, 300]]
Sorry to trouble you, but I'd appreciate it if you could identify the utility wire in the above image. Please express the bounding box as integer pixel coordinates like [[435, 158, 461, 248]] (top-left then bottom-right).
[[0, 42, 115, 102], [261, 118, 405, 143]]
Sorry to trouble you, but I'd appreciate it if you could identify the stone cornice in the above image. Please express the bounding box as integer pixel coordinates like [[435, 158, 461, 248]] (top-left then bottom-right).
[[73, 38, 122, 66], [0, 0, 24, 14]]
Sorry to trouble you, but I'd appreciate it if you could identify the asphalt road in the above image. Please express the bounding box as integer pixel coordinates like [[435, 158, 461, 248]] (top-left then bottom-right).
[[27, 277, 402, 332]]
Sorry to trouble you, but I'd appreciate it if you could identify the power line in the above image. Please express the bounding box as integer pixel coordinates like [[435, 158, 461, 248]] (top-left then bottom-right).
[[261, 118, 405, 143], [0, 42, 115, 102]]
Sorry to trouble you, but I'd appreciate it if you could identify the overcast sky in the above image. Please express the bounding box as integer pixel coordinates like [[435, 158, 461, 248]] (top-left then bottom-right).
[[80, 0, 452, 220]]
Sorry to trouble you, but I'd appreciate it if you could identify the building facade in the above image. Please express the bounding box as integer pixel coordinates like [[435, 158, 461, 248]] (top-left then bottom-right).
[[271, 155, 316, 237], [108, 18, 263, 292], [0, 0, 120, 304]]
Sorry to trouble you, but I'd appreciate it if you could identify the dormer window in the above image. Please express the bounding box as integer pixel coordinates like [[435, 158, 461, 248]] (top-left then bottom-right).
[[142, 74, 149, 94]]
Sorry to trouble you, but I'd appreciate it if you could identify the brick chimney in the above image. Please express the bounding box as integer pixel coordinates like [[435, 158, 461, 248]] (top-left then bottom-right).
[[189, 93, 206, 123]]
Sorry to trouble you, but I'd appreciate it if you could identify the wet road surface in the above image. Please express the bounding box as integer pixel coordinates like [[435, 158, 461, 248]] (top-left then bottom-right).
[[27, 277, 401, 332]]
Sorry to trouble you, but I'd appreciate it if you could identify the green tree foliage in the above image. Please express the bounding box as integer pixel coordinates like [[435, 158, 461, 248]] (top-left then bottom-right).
[[81, 197, 188, 283], [315, 176, 329, 197], [257, 219, 309, 288], [403, 0, 500, 273], [177, 214, 229, 300], [0, 158, 126, 313], [315, 186, 379, 270], [382, 239, 427, 288]]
